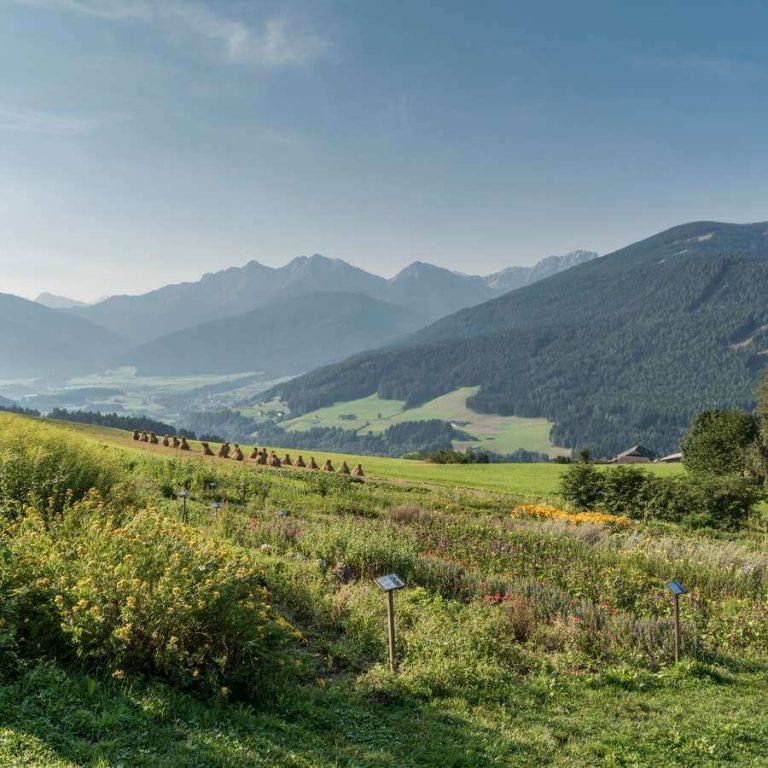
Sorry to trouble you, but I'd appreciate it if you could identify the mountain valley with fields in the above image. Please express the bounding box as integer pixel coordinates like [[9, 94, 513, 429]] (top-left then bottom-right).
[[5, 4, 768, 763]]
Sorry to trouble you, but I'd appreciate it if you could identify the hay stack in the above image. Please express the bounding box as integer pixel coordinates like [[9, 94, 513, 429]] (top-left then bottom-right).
[[162, 435, 170, 447], [267, 452, 282, 468], [256, 450, 267, 465], [294, 455, 306, 468], [307, 457, 319, 471], [351, 463, 365, 477], [172, 436, 180, 448], [149, 432, 159, 444], [140, 432, 149, 443], [201, 441, 214, 456], [249, 447, 259, 460], [282, 454, 293, 466], [321, 459, 334, 473], [336, 460, 351, 475], [132, 430, 140, 441], [216, 443, 230, 459], [179, 437, 190, 451], [231, 444, 244, 461]]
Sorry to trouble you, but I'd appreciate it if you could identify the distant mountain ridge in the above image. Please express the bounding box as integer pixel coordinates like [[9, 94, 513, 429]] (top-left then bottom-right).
[[70, 250, 596, 345], [485, 250, 599, 291], [0, 293, 125, 378], [35, 292, 90, 310], [121, 291, 428, 376], [268, 221, 768, 456]]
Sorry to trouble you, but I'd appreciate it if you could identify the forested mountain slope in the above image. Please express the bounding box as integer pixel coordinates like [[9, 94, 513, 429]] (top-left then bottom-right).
[[0, 293, 124, 378], [121, 291, 426, 376], [269, 222, 768, 456]]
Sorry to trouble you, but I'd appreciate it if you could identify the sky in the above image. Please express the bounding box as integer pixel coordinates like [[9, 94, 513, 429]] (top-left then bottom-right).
[[1, 0, 767, 301]]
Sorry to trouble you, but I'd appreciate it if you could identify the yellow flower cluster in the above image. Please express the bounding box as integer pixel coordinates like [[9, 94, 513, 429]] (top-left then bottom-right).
[[511, 504, 631, 527], [41, 504, 304, 697]]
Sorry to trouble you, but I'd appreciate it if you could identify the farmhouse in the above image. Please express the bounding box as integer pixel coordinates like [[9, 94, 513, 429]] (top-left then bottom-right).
[[609, 444, 656, 464], [656, 452, 683, 463]]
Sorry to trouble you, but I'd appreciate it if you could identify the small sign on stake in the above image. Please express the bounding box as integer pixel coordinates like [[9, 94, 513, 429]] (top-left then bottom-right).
[[375, 574, 405, 592], [374, 574, 405, 673], [665, 581, 688, 663]]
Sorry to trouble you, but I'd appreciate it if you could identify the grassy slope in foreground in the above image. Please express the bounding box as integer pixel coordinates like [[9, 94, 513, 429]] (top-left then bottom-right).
[[278, 387, 570, 458], [56, 419, 682, 497], [2, 413, 767, 767]]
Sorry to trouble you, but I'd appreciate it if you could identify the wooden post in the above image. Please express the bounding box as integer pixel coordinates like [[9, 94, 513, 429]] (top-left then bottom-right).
[[673, 592, 681, 663], [386, 589, 397, 673], [182, 494, 188, 524]]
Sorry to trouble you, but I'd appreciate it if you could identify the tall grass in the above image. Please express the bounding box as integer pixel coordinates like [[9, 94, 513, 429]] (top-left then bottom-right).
[[0, 413, 121, 518]]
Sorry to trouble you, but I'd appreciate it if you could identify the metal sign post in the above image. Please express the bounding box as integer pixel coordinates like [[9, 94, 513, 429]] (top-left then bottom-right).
[[665, 581, 687, 663], [375, 574, 405, 673]]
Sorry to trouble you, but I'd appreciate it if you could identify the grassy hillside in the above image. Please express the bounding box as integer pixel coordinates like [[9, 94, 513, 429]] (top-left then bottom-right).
[[56, 418, 681, 495], [1, 413, 766, 767], [271, 221, 768, 457], [282, 387, 570, 457]]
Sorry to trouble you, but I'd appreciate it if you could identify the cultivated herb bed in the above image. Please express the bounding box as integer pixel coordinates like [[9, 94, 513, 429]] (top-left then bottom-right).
[[0, 412, 767, 766]]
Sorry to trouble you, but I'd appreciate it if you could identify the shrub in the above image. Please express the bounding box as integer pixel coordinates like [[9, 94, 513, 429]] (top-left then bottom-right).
[[600, 466, 649, 518], [641, 474, 761, 531], [560, 463, 604, 511], [561, 457, 761, 531], [6, 497, 303, 701]]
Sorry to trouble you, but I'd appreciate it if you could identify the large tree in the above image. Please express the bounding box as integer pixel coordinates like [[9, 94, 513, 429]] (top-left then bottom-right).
[[681, 409, 758, 477]]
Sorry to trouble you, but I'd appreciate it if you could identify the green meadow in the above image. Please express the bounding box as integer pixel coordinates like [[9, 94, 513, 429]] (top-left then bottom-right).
[[281, 387, 570, 457], [0, 413, 765, 767]]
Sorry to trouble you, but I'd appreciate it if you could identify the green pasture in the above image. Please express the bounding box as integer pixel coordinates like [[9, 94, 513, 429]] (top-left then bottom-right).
[[55, 418, 683, 498], [281, 387, 570, 457]]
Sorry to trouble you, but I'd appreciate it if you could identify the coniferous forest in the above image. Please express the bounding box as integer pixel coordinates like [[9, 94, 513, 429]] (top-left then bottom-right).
[[271, 223, 768, 456]]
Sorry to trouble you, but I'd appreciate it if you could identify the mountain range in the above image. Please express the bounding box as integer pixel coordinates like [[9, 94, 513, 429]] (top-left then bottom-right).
[[66, 250, 599, 346], [0, 248, 596, 380], [269, 221, 768, 456]]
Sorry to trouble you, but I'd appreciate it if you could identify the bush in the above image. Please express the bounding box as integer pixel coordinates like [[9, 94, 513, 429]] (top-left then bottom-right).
[[560, 457, 761, 530], [600, 466, 649, 518], [5, 496, 303, 701], [641, 474, 761, 531], [560, 463, 605, 510]]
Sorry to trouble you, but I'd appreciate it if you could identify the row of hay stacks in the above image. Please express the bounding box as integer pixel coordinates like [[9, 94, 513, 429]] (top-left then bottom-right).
[[132, 431, 364, 477], [133, 430, 191, 450]]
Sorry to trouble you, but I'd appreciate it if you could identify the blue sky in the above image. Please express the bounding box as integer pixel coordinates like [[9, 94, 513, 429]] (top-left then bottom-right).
[[1, 0, 767, 301]]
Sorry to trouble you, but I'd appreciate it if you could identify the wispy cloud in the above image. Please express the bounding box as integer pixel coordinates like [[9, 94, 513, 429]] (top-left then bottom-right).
[[0, 106, 107, 135], [14, 0, 329, 67]]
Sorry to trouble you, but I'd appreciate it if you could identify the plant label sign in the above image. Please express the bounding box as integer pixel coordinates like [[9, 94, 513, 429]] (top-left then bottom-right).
[[375, 574, 405, 592]]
